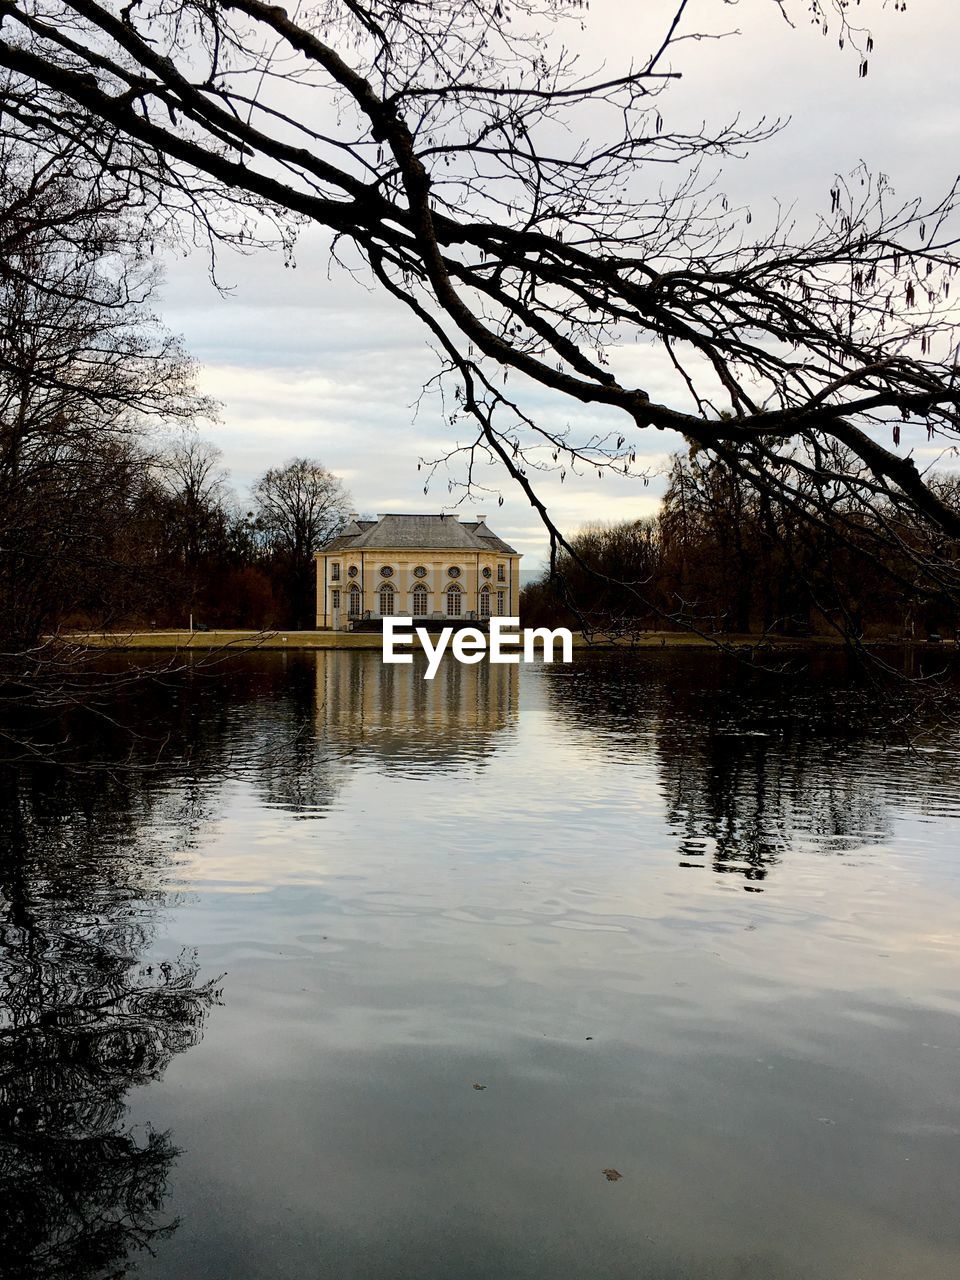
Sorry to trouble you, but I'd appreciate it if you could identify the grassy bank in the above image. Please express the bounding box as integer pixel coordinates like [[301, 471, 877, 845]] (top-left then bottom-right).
[[67, 628, 385, 651], [62, 627, 884, 653]]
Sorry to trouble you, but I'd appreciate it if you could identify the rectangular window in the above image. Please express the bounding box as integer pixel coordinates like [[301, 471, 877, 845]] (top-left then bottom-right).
[[332, 589, 341, 608], [331, 562, 341, 581], [496, 590, 505, 616], [497, 564, 505, 582]]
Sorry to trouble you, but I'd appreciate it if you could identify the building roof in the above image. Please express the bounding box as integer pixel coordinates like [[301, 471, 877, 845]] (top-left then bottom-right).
[[319, 513, 519, 555]]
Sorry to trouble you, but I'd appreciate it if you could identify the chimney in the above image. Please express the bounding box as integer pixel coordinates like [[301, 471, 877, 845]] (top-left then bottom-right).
[[474, 513, 487, 521], [347, 511, 360, 521]]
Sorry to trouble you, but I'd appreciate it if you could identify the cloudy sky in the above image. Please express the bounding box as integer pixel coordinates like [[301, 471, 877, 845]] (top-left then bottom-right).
[[156, 0, 959, 573]]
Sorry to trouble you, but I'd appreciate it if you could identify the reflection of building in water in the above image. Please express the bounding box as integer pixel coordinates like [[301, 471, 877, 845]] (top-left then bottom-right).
[[314, 650, 518, 773]]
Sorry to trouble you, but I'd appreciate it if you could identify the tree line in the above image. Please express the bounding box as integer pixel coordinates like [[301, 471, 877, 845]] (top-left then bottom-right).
[[0, 142, 351, 653], [121, 440, 352, 633], [3, 423, 352, 640], [522, 449, 960, 641]]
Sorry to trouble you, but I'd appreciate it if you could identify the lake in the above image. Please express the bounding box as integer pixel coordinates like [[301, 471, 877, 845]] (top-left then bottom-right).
[[2, 648, 960, 1279]]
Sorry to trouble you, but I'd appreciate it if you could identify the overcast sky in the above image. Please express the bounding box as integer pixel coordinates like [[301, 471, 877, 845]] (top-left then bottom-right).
[[156, 0, 960, 572]]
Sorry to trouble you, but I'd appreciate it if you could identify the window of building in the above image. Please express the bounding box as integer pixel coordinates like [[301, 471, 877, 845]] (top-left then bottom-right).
[[349, 584, 362, 616], [331, 562, 341, 581], [497, 563, 505, 582], [332, 589, 341, 609], [379, 583, 395, 615], [479, 586, 491, 617], [496, 590, 505, 615], [412, 586, 428, 616], [446, 583, 462, 617]]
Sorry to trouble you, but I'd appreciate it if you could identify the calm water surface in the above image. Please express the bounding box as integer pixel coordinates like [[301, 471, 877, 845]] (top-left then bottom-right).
[[2, 650, 960, 1279]]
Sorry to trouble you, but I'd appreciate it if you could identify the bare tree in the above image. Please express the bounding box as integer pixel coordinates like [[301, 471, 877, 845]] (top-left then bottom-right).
[[1, 2, 959, 631], [253, 457, 350, 627], [0, 137, 211, 658], [160, 436, 229, 568]]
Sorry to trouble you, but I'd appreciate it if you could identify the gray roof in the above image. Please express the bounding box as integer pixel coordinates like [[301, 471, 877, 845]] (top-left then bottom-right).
[[319, 513, 518, 555], [321, 519, 376, 551]]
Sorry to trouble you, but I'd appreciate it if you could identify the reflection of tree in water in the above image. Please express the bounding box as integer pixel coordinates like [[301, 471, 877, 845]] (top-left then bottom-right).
[[660, 721, 889, 886], [544, 652, 960, 888], [6, 649, 514, 812], [0, 653, 366, 1274], [188, 660, 354, 818], [0, 727, 223, 1276]]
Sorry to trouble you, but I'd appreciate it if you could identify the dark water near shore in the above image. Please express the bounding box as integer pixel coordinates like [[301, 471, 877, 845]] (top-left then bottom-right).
[[2, 650, 960, 1279]]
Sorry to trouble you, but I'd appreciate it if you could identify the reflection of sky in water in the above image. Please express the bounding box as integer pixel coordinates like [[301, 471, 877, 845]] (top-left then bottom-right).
[[4, 651, 960, 1280]]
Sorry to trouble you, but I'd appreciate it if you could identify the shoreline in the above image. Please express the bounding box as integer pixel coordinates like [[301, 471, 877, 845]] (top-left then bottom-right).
[[59, 628, 944, 653]]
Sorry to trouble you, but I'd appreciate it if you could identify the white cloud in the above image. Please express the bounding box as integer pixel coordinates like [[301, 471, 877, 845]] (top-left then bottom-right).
[[153, 1, 960, 567]]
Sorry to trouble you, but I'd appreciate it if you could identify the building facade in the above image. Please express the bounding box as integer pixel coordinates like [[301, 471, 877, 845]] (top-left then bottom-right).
[[315, 513, 521, 629]]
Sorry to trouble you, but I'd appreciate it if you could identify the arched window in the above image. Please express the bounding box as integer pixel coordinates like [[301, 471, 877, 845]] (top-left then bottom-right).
[[348, 583, 362, 616], [378, 582, 395, 616], [479, 585, 491, 617], [412, 585, 428, 616], [446, 582, 462, 617]]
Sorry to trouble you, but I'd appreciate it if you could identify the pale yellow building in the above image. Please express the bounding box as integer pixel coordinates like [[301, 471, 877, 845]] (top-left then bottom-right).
[[315, 513, 521, 629]]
